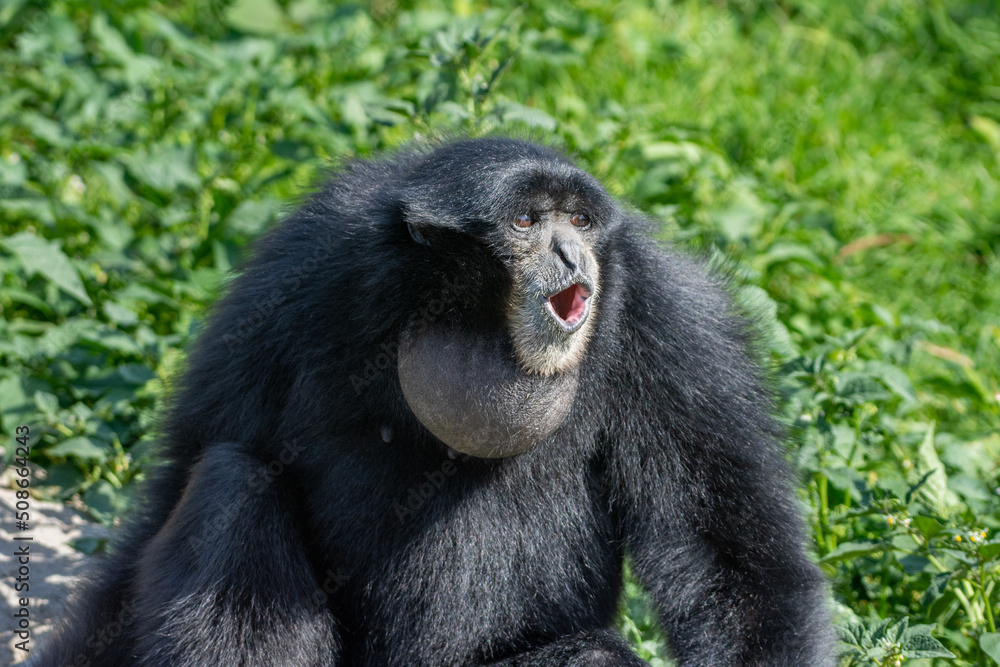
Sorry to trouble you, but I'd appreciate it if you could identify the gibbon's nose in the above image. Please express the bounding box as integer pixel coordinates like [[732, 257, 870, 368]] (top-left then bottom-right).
[[551, 232, 581, 273]]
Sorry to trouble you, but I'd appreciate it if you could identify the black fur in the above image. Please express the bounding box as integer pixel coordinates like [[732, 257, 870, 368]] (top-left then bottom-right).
[[33, 138, 833, 666]]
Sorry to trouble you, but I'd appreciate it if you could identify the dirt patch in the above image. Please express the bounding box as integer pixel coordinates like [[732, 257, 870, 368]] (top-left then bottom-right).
[[1, 476, 108, 665]]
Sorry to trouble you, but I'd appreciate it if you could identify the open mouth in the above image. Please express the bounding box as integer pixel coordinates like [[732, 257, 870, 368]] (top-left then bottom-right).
[[544, 283, 591, 332]]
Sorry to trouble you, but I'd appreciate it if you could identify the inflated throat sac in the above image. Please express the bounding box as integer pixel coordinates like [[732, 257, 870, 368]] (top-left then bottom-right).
[[397, 323, 578, 458]]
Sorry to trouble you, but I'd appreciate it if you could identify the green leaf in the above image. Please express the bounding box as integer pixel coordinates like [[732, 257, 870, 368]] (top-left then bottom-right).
[[911, 514, 945, 539], [710, 190, 771, 243], [735, 285, 795, 356], [822, 466, 867, 501], [490, 101, 557, 131], [118, 364, 156, 386], [81, 330, 143, 355], [226, 199, 281, 235], [103, 301, 139, 327], [820, 540, 884, 562], [33, 390, 58, 416], [980, 633, 1000, 662], [2, 286, 54, 315], [914, 422, 951, 514], [905, 468, 937, 505], [35, 463, 86, 493], [978, 539, 1000, 560], [67, 536, 107, 555], [837, 620, 868, 645], [123, 144, 201, 192], [752, 242, 823, 270], [642, 141, 704, 163], [865, 361, 917, 403], [834, 373, 890, 404], [3, 232, 93, 306], [225, 0, 289, 34], [919, 571, 953, 607], [883, 616, 908, 643], [47, 436, 109, 462], [898, 554, 933, 574], [901, 632, 955, 658], [970, 116, 1000, 152], [83, 479, 130, 525], [0, 375, 35, 428]]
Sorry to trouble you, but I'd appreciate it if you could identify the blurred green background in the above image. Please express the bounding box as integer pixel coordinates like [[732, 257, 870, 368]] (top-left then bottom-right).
[[1, 0, 998, 664]]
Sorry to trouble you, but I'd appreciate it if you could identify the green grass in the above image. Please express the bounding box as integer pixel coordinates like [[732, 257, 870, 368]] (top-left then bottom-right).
[[1, 0, 998, 664]]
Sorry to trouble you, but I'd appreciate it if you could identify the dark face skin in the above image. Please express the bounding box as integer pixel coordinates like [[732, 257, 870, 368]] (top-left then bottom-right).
[[396, 151, 612, 457], [503, 201, 600, 376]]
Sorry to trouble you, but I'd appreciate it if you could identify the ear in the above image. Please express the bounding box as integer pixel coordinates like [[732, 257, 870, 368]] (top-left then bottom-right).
[[406, 218, 431, 246], [398, 192, 465, 247]]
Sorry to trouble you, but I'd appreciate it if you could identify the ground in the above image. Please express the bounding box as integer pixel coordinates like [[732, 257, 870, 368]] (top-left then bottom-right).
[[1, 473, 108, 665]]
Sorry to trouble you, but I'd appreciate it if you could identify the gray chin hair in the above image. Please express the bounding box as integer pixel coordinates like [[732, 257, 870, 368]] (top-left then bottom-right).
[[397, 322, 580, 458], [507, 291, 596, 377]]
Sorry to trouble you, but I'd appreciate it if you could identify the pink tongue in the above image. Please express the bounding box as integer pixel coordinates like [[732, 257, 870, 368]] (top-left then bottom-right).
[[549, 284, 589, 324]]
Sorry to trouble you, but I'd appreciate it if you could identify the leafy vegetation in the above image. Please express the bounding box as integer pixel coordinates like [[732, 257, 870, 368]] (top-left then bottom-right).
[[1, 0, 998, 664]]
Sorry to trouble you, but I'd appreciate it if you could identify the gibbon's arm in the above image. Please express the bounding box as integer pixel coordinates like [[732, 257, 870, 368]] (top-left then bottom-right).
[[130, 442, 340, 666], [606, 235, 834, 666]]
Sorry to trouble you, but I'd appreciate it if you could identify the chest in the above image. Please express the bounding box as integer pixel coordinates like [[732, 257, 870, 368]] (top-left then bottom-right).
[[303, 441, 623, 663]]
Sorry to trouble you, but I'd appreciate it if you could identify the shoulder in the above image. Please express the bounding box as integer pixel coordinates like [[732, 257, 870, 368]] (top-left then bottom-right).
[[605, 222, 743, 348], [597, 221, 769, 404]]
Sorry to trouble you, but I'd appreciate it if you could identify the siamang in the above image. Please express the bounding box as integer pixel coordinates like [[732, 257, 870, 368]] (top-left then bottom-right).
[[34, 138, 833, 666]]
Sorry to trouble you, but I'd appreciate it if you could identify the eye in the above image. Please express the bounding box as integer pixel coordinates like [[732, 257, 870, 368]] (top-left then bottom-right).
[[570, 213, 589, 229], [513, 214, 533, 230]]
